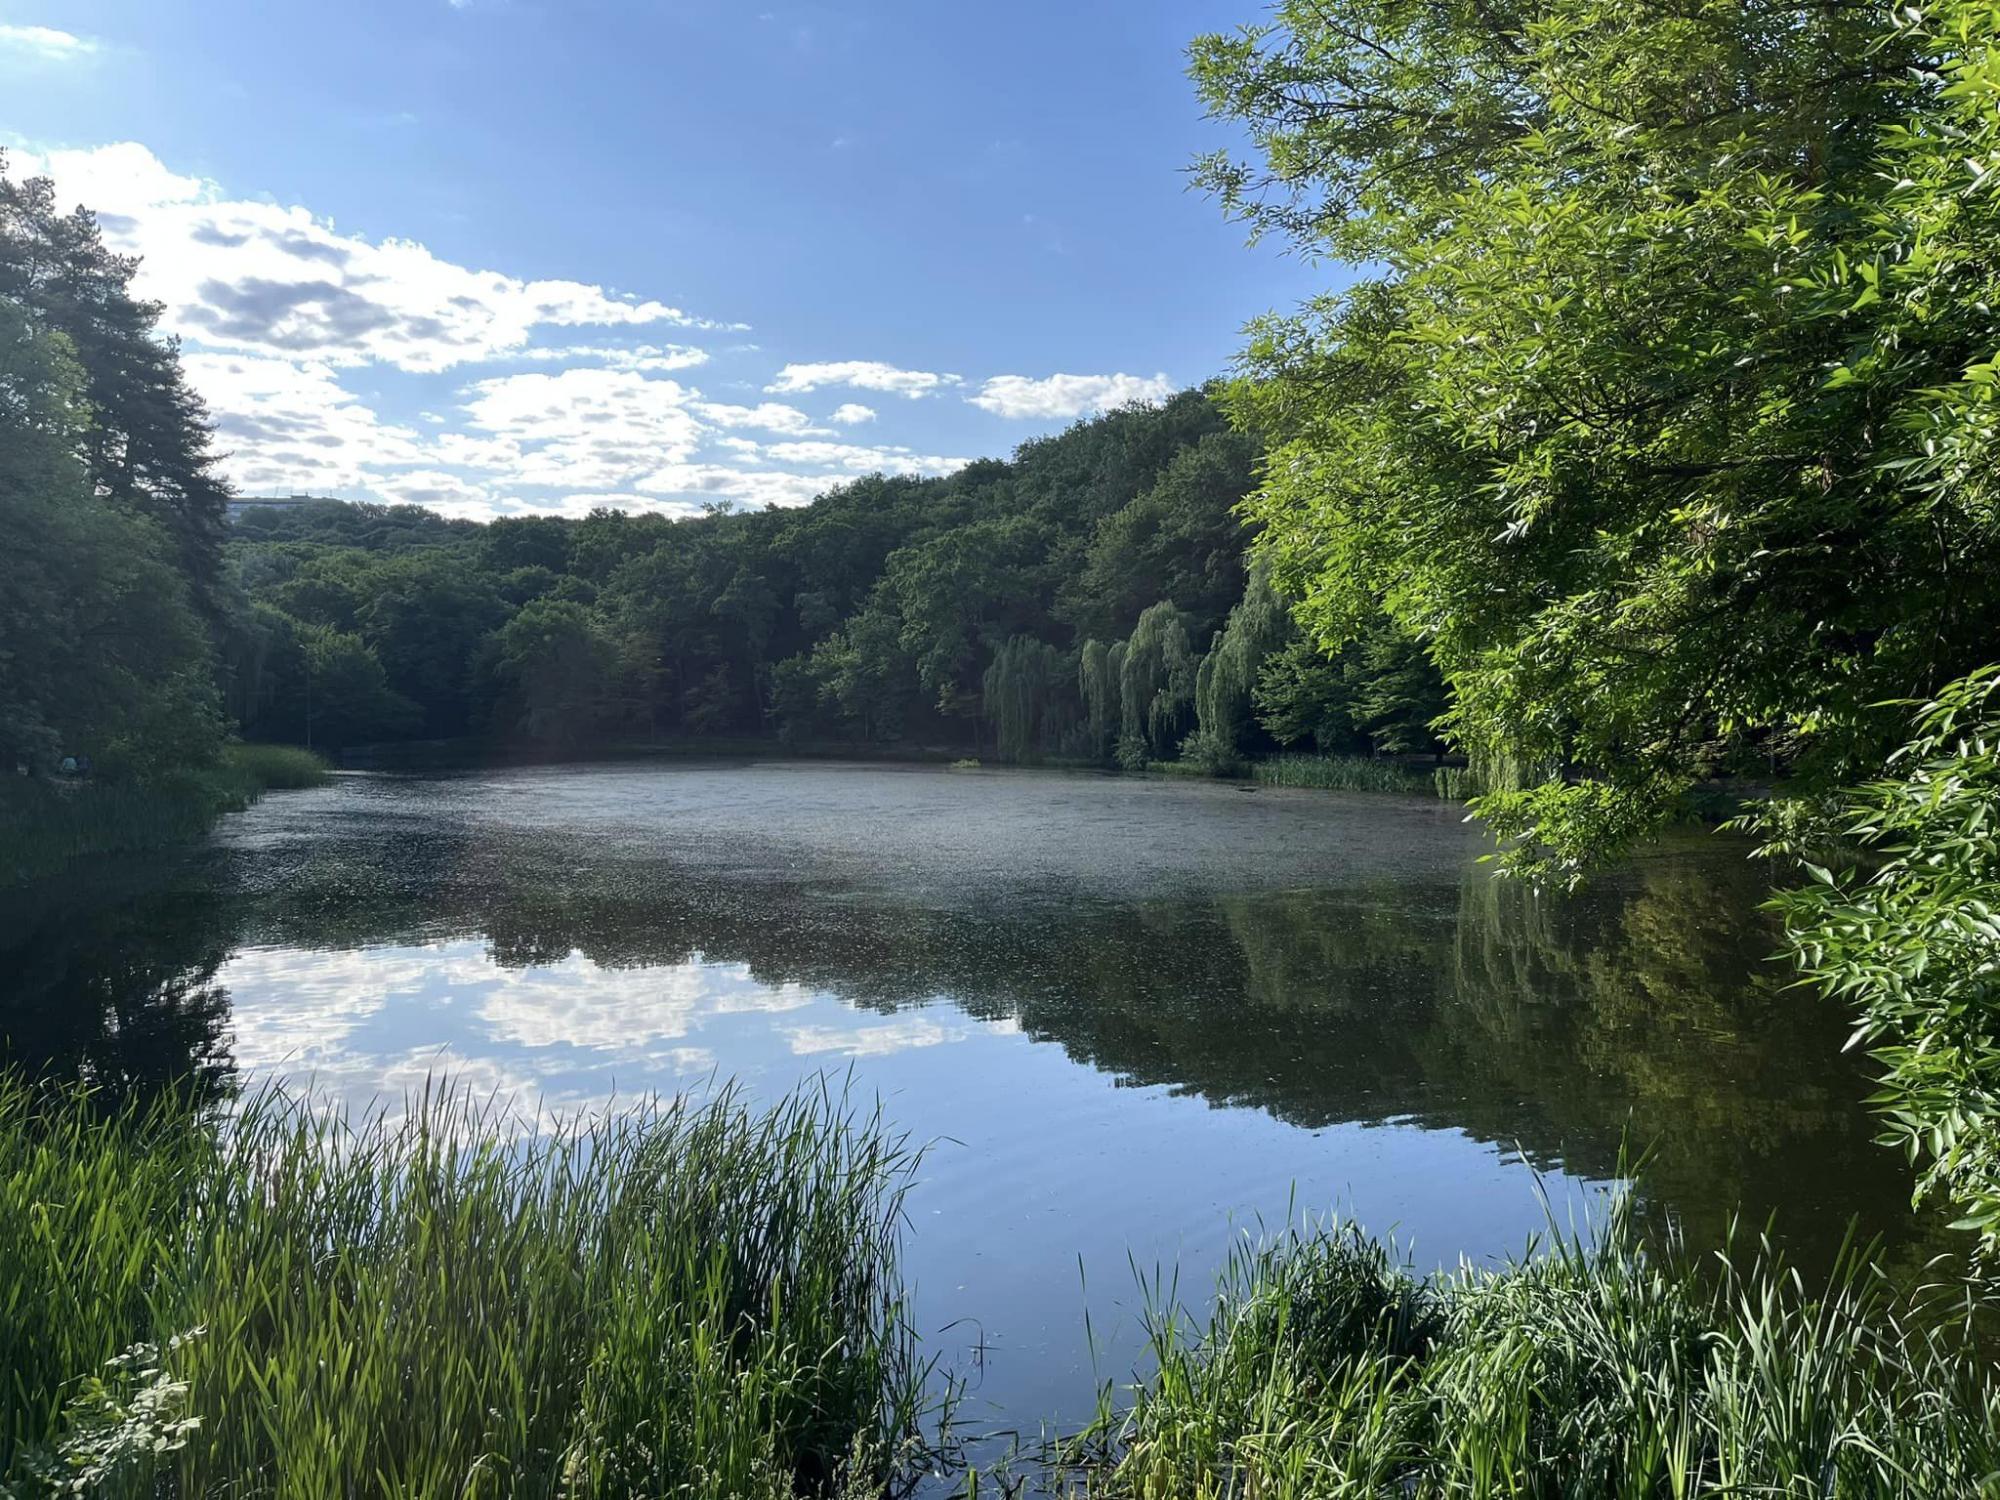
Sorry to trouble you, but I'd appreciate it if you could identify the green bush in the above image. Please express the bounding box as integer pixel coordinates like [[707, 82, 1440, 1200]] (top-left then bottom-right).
[[0, 1077, 935, 1498]]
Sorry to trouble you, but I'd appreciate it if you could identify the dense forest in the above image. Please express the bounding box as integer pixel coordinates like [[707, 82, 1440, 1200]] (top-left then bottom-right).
[[219, 404, 1446, 770]]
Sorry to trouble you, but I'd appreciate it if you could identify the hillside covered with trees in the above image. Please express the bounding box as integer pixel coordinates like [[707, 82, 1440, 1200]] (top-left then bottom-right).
[[220, 397, 1445, 770]]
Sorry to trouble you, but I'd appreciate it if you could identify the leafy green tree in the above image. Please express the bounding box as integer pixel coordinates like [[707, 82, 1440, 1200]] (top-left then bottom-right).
[[983, 636, 1069, 762], [1255, 638, 1360, 755], [1192, 0, 2000, 875], [1, 153, 231, 611], [480, 515, 572, 574], [1078, 639, 1126, 764], [0, 302, 221, 778], [264, 551, 378, 636], [483, 600, 614, 747], [355, 553, 507, 738], [807, 612, 917, 742], [1773, 670, 2000, 1245], [235, 608, 417, 751], [1189, 565, 1290, 769], [1063, 428, 1257, 642], [1348, 626, 1447, 758], [878, 518, 1052, 713]]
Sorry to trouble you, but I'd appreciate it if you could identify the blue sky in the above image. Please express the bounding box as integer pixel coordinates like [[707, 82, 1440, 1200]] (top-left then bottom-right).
[[1, 1, 1322, 519]]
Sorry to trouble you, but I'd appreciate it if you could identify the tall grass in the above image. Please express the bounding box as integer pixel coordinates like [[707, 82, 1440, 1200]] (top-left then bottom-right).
[[0, 745, 327, 885], [224, 742, 330, 790], [0, 1076, 936, 1499], [1061, 1195, 2000, 1497], [1250, 755, 1433, 794], [0, 775, 237, 886]]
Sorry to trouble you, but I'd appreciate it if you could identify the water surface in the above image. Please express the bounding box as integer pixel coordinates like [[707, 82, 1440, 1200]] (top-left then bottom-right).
[[0, 761, 1944, 1438]]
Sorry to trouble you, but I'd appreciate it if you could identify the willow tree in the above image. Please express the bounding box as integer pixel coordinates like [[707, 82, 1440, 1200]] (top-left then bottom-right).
[[1189, 566, 1290, 769], [1079, 638, 1125, 764], [1118, 603, 1197, 768], [983, 635, 1065, 763]]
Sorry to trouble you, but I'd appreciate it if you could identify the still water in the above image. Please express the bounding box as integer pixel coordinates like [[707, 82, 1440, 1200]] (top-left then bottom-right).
[[0, 761, 1944, 1439]]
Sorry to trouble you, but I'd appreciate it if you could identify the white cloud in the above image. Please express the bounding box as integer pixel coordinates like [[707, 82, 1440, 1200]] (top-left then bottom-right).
[[690, 400, 828, 435], [510, 343, 711, 373], [0, 141, 1045, 522], [29, 142, 201, 218], [461, 369, 705, 490], [373, 469, 502, 513], [969, 371, 1175, 420], [633, 462, 832, 510], [19, 142, 720, 374], [752, 439, 971, 477], [0, 23, 96, 60], [766, 359, 961, 399], [183, 351, 430, 493]]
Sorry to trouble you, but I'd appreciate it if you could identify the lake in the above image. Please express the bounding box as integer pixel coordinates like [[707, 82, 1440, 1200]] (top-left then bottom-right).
[[0, 760, 1945, 1445]]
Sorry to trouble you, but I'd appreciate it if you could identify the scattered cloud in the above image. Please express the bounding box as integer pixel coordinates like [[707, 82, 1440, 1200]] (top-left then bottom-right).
[[0, 23, 97, 61], [6, 140, 1166, 521], [689, 400, 828, 435], [182, 352, 429, 492], [510, 343, 711, 373], [969, 371, 1175, 421], [766, 359, 962, 399], [750, 438, 970, 477], [20, 142, 723, 374], [461, 369, 705, 490], [633, 463, 834, 510]]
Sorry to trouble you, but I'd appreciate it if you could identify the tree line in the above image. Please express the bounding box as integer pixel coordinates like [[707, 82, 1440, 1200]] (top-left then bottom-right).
[[219, 398, 1448, 768]]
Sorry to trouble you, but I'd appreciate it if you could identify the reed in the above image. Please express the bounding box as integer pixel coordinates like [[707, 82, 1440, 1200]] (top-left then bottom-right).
[[0, 1076, 935, 1499], [223, 742, 331, 790], [1059, 1195, 2000, 1497], [0, 775, 237, 885], [1250, 755, 1431, 794], [0, 746, 328, 885]]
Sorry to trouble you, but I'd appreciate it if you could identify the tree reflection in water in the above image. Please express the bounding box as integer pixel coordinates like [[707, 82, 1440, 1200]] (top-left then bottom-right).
[[0, 796, 1944, 1277]]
